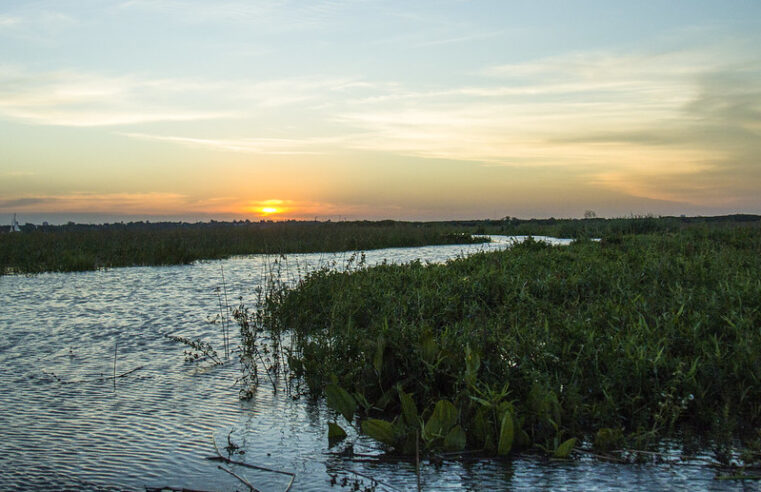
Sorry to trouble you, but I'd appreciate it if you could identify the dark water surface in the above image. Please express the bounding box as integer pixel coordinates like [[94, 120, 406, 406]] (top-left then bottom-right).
[[0, 237, 750, 491]]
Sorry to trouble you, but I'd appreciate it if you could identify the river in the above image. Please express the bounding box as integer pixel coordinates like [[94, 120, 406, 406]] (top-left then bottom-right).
[[0, 236, 744, 490]]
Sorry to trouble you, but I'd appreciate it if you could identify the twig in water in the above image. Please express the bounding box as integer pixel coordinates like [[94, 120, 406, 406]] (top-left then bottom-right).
[[210, 434, 295, 492], [104, 366, 144, 380], [145, 487, 214, 492], [218, 465, 260, 491], [715, 474, 761, 480], [221, 265, 231, 360], [572, 448, 627, 464], [216, 289, 228, 360], [334, 468, 402, 492], [416, 430, 421, 492], [113, 341, 118, 391]]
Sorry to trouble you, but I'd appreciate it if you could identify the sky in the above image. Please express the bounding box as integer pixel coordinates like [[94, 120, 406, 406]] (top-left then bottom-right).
[[1, 0, 760, 224]]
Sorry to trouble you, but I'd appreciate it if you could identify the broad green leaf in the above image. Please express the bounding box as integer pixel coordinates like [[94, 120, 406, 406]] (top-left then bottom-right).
[[377, 389, 393, 410], [399, 389, 418, 427], [325, 383, 356, 422], [373, 336, 385, 375], [464, 345, 480, 387], [593, 428, 622, 452], [362, 418, 396, 446], [498, 411, 514, 455], [328, 422, 347, 442], [424, 400, 457, 439], [554, 437, 577, 458], [472, 406, 492, 450], [421, 334, 438, 363], [444, 425, 466, 451], [516, 429, 531, 449], [354, 391, 372, 412], [469, 395, 493, 408]]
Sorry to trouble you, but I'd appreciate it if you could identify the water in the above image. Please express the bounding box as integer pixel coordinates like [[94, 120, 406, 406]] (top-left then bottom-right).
[[0, 237, 750, 491]]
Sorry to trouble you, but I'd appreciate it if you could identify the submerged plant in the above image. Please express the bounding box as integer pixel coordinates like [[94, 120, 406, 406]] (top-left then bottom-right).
[[166, 335, 221, 365]]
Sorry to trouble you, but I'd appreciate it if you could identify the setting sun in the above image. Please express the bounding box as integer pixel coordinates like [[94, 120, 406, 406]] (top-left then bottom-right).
[[261, 207, 278, 214]]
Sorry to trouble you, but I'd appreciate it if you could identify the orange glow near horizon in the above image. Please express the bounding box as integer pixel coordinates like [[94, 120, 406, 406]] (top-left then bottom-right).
[[244, 199, 289, 217]]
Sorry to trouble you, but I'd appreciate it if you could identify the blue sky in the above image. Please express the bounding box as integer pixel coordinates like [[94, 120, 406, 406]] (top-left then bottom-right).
[[1, 1, 760, 222]]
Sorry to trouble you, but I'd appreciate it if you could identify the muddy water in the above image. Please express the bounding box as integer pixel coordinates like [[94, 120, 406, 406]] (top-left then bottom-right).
[[0, 237, 743, 490]]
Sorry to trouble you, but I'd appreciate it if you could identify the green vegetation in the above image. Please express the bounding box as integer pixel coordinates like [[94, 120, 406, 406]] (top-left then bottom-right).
[[3, 214, 758, 274], [0, 220, 483, 274], [465, 213, 761, 239], [258, 225, 761, 460]]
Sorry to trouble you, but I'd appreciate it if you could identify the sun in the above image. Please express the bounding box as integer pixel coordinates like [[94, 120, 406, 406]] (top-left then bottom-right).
[[261, 207, 279, 214]]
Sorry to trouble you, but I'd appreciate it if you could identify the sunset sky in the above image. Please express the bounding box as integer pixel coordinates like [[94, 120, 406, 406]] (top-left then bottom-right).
[[1, 1, 760, 223]]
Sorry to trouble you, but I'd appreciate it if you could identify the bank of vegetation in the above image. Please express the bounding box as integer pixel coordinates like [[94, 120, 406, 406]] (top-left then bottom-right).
[[2, 215, 758, 274], [256, 225, 761, 462], [0, 220, 482, 274]]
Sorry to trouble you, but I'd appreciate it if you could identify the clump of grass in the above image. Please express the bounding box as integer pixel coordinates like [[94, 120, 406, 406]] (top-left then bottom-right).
[[258, 226, 761, 458]]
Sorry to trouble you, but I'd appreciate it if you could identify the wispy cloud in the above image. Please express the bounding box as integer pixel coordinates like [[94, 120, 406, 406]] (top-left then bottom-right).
[[0, 67, 234, 126], [0, 15, 21, 28], [0, 192, 190, 214], [0, 8, 79, 41], [417, 29, 505, 47], [119, 132, 340, 155], [0, 66, 369, 126], [118, 0, 367, 31], [328, 48, 761, 207]]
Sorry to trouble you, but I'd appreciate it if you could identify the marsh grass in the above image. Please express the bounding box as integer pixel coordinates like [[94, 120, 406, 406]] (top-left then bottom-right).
[[4, 215, 757, 274], [0, 221, 484, 274], [257, 226, 761, 460]]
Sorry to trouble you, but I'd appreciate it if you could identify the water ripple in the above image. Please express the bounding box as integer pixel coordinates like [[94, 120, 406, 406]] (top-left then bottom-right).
[[0, 237, 745, 490]]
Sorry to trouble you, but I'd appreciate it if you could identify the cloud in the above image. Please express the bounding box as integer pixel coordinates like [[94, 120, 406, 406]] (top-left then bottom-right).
[[0, 15, 21, 28], [118, 0, 368, 31], [0, 197, 50, 208], [119, 132, 339, 154], [0, 8, 79, 41], [323, 48, 761, 208], [0, 192, 193, 214], [0, 67, 235, 126], [544, 62, 761, 206], [0, 66, 368, 127]]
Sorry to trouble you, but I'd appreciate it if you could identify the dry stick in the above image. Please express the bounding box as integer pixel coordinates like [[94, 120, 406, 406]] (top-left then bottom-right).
[[216, 290, 228, 361], [334, 468, 403, 492], [220, 265, 230, 360], [104, 366, 144, 379], [252, 346, 278, 392], [218, 464, 261, 492], [572, 448, 627, 464], [145, 487, 214, 492], [210, 435, 295, 492], [113, 341, 117, 391], [323, 451, 408, 460], [716, 474, 761, 480], [612, 448, 665, 456], [437, 448, 486, 458]]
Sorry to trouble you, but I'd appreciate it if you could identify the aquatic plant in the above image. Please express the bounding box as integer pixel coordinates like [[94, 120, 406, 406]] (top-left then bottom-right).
[[257, 226, 761, 458]]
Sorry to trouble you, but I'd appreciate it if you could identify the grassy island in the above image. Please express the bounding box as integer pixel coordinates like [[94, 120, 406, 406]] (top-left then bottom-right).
[[258, 223, 761, 461]]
